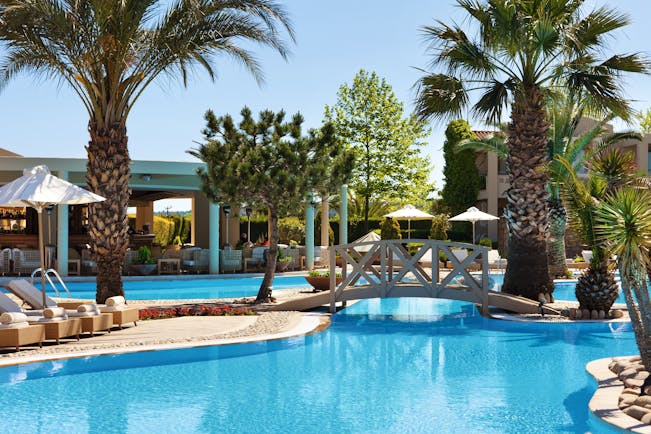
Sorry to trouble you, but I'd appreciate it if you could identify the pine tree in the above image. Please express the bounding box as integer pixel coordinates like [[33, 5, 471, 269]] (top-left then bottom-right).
[[190, 107, 353, 303]]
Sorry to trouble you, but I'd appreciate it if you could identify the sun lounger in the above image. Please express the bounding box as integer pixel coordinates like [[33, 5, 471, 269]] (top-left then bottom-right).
[[0, 295, 80, 343], [57, 296, 139, 329], [0, 321, 44, 351], [6, 280, 114, 334]]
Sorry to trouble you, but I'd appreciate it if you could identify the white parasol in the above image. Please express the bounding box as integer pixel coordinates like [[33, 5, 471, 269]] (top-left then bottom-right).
[[351, 231, 381, 252], [0, 166, 105, 307], [449, 206, 499, 243], [384, 204, 434, 239]]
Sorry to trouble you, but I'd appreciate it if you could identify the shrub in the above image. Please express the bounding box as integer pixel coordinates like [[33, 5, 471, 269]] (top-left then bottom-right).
[[135, 246, 155, 264], [153, 215, 175, 246], [139, 305, 256, 320], [429, 214, 450, 240], [278, 217, 305, 244], [307, 269, 342, 278], [478, 237, 493, 248], [380, 217, 401, 240]]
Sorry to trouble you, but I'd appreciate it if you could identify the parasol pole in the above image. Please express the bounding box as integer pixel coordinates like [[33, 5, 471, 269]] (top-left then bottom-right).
[[37, 208, 47, 308], [472, 221, 476, 244]]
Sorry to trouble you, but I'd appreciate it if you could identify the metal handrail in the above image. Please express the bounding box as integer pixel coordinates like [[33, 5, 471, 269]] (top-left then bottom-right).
[[30, 268, 71, 298]]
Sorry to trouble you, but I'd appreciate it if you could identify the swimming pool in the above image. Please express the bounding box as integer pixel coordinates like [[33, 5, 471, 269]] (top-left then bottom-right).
[[0, 298, 634, 433], [43, 275, 313, 300]]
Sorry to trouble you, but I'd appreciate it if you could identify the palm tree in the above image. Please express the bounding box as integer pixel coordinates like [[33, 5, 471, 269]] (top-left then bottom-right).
[[414, 0, 646, 301], [596, 188, 651, 368], [0, 0, 293, 302], [458, 101, 640, 279], [553, 148, 638, 313]]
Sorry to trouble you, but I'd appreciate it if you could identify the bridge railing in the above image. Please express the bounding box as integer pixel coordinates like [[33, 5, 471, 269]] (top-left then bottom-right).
[[328, 239, 490, 314]]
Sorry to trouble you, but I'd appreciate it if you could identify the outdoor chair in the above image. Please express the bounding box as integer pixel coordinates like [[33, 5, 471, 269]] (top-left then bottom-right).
[[12, 248, 40, 276], [285, 248, 301, 271], [180, 247, 202, 273], [220, 249, 242, 273], [487, 249, 506, 271], [81, 248, 98, 275], [123, 250, 139, 275], [0, 248, 11, 275], [67, 248, 81, 275], [157, 248, 181, 275]]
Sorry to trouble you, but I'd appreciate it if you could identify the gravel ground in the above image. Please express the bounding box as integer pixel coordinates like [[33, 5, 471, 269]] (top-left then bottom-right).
[[0, 311, 301, 360]]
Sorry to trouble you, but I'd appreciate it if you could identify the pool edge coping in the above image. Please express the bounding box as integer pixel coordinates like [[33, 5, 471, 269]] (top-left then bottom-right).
[[587, 357, 651, 433], [0, 312, 329, 369]]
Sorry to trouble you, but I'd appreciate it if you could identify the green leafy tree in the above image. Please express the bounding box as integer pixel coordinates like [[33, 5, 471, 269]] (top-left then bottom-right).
[[415, 0, 646, 301], [190, 107, 353, 303], [441, 120, 481, 216], [325, 70, 432, 231], [0, 0, 293, 302], [597, 188, 651, 368], [278, 217, 305, 244], [637, 108, 651, 133]]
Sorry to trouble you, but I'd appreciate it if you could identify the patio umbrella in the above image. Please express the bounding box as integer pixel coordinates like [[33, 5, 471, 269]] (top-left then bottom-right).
[[384, 204, 434, 239], [448, 206, 499, 243], [0, 165, 105, 307], [352, 231, 381, 252]]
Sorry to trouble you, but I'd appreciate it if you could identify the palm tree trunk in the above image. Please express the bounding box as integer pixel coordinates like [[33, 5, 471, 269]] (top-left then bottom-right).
[[86, 122, 131, 303], [547, 198, 569, 279], [623, 265, 651, 369], [256, 207, 278, 303], [501, 86, 554, 300]]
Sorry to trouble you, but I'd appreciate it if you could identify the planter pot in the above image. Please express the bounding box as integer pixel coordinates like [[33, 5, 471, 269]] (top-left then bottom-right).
[[304, 275, 343, 292], [130, 263, 157, 275], [335, 257, 344, 267], [276, 261, 290, 272]]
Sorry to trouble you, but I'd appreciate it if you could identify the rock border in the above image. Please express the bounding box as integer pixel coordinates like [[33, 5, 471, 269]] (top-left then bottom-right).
[[587, 356, 651, 433]]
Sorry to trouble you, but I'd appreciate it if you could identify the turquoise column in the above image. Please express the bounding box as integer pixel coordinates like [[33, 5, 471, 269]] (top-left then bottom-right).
[[305, 192, 315, 270], [56, 170, 69, 276], [339, 184, 348, 244], [209, 201, 220, 274]]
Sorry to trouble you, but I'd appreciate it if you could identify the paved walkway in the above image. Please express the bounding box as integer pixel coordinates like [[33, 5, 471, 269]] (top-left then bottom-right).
[[0, 312, 326, 367]]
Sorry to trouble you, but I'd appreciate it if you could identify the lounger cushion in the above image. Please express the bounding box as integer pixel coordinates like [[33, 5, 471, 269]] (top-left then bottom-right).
[[106, 296, 125, 307], [43, 307, 66, 318], [0, 322, 29, 329], [32, 316, 67, 322], [77, 303, 100, 313], [0, 312, 28, 324]]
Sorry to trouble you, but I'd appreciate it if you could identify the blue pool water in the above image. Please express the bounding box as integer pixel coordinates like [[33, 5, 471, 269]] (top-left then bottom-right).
[[489, 273, 627, 304], [0, 298, 635, 433], [46, 275, 312, 300]]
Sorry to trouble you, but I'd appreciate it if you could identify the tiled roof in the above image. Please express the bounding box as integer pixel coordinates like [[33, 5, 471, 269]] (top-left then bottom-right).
[[473, 130, 499, 140]]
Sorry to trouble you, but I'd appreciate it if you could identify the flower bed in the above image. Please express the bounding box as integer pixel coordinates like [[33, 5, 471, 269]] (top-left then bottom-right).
[[139, 305, 256, 320]]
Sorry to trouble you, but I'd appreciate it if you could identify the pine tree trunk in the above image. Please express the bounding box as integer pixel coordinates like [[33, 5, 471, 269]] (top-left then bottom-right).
[[87, 122, 131, 303], [547, 198, 569, 279], [255, 208, 279, 303], [501, 86, 554, 300]]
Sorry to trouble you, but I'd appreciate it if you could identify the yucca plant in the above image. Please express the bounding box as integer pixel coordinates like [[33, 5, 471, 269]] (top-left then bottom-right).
[[596, 188, 651, 368], [0, 0, 293, 302], [553, 148, 638, 313]]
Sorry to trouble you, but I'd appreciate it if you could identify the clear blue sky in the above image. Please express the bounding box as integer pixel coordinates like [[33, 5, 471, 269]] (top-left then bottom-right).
[[1, 0, 650, 211]]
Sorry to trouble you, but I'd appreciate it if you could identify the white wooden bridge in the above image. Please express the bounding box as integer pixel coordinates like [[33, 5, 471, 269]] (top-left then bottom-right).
[[271, 239, 558, 316]]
